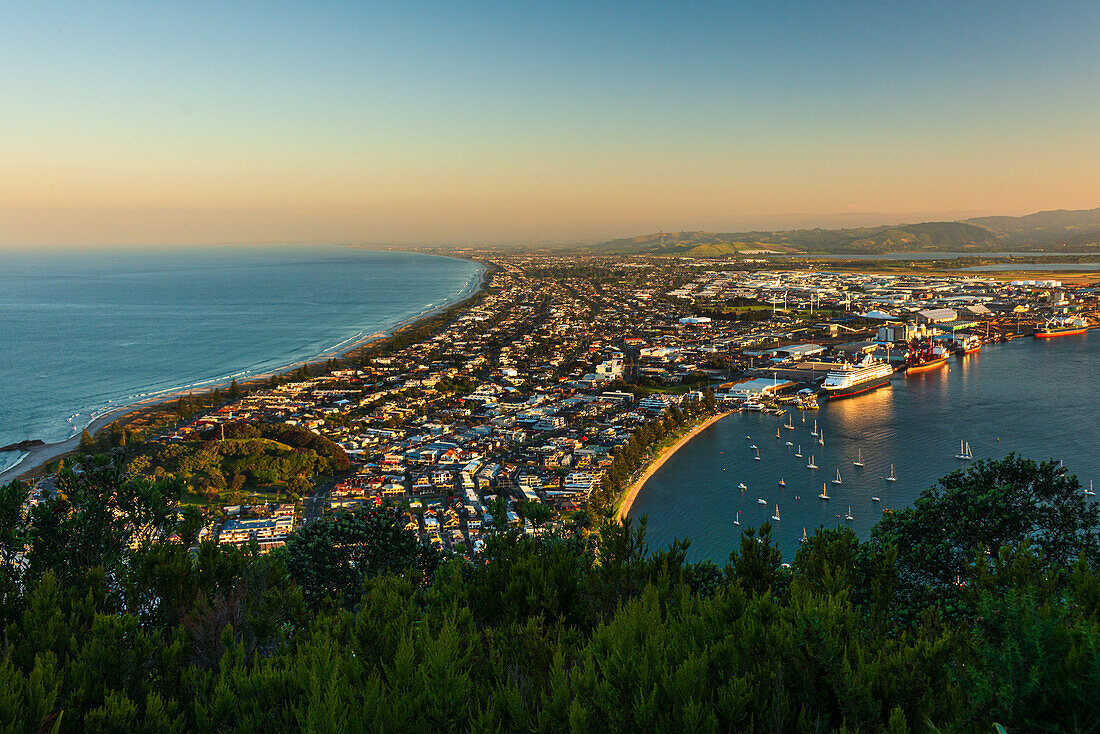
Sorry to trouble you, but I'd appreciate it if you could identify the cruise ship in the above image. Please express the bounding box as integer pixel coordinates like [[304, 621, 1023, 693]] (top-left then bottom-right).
[[1035, 316, 1089, 338], [821, 355, 894, 399]]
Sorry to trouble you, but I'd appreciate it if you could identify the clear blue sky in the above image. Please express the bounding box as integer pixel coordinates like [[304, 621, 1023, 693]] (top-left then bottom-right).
[[2, 0, 1099, 245]]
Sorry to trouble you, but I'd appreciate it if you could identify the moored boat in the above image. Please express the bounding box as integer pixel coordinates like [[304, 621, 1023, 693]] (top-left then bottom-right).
[[954, 334, 982, 355], [1035, 316, 1089, 338], [822, 355, 893, 399], [906, 339, 950, 374]]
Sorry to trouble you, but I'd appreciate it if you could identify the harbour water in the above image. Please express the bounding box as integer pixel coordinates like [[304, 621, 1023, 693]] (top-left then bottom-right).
[[0, 247, 481, 475], [782, 251, 1098, 260], [957, 263, 1100, 271], [629, 332, 1100, 560]]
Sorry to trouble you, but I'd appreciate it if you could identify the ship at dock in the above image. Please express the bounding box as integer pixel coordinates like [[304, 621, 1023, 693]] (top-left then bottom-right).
[[821, 355, 894, 399], [906, 339, 950, 374], [953, 334, 982, 355], [1035, 316, 1089, 338]]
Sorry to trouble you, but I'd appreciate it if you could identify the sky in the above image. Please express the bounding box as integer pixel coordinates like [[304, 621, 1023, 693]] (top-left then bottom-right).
[[2, 0, 1099, 247]]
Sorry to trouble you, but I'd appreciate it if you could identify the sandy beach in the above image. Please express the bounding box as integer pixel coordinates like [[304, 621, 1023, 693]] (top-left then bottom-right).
[[616, 411, 733, 522], [0, 259, 488, 485], [0, 398, 176, 483]]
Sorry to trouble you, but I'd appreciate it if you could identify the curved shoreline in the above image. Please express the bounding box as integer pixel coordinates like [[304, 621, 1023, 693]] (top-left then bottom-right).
[[616, 411, 734, 522], [0, 252, 487, 484]]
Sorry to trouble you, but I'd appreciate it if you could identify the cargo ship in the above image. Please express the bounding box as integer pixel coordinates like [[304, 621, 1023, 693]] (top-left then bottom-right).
[[906, 340, 950, 374], [821, 355, 894, 399], [1034, 316, 1089, 338], [953, 334, 982, 355]]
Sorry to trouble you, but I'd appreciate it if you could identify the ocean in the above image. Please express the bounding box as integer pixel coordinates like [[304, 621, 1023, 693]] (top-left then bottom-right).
[[628, 332, 1100, 561], [0, 246, 482, 475]]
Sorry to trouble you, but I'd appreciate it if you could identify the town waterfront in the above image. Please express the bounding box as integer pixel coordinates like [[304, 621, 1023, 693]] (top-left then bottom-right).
[[629, 331, 1100, 560], [0, 247, 481, 475]]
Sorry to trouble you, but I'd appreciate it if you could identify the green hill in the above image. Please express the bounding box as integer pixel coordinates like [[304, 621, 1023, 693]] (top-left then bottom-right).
[[964, 206, 1100, 247], [597, 206, 1100, 256]]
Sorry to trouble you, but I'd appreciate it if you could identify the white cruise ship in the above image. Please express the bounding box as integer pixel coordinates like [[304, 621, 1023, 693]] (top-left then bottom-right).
[[821, 355, 894, 399]]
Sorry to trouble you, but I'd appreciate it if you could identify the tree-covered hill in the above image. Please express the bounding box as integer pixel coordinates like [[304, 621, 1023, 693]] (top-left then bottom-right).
[[965, 206, 1100, 247], [597, 206, 1100, 255], [0, 454, 1097, 732], [126, 422, 350, 504]]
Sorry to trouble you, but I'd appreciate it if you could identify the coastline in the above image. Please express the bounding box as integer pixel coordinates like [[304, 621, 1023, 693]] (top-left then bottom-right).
[[0, 253, 488, 485], [616, 411, 734, 522]]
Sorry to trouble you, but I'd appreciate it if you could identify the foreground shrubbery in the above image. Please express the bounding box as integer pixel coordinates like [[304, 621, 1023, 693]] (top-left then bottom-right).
[[0, 454, 1098, 733]]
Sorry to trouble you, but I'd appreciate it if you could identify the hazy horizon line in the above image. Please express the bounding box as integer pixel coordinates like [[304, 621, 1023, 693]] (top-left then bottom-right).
[[3, 204, 1097, 251]]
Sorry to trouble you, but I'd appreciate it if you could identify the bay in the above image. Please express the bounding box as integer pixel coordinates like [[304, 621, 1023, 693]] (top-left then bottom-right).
[[629, 333, 1100, 560], [776, 251, 1098, 260], [956, 263, 1100, 271], [0, 246, 481, 474]]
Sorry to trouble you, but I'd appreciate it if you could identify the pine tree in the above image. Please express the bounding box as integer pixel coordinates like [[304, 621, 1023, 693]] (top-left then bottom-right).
[[108, 421, 124, 448], [78, 428, 95, 454], [228, 379, 240, 398]]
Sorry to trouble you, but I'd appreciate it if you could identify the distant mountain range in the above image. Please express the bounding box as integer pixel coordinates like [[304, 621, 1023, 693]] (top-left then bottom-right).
[[596, 207, 1100, 256]]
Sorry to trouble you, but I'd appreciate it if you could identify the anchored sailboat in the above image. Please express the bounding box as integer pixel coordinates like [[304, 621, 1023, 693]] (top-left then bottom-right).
[[795, 445, 803, 458], [807, 454, 818, 469], [772, 504, 781, 522], [845, 505, 854, 521], [734, 510, 741, 526], [818, 483, 830, 500], [955, 440, 973, 460], [886, 464, 897, 482], [853, 448, 864, 467], [832, 469, 842, 485]]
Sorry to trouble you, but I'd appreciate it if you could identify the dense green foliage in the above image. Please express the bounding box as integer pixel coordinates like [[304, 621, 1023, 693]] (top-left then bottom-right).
[[1, 455, 1097, 732], [126, 423, 350, 501]]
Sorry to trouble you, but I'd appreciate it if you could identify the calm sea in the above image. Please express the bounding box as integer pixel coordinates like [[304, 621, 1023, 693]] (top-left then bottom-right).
[[957, 263, 1100, 271], [629, 332, 1100, 561], [0, 247, 481, 474]]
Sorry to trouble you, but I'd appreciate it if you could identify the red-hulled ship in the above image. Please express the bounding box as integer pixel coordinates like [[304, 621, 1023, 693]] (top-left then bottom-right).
[[954, 335, 982, 354], [905, 339, 950, 374], [1035, 316, 1089, 338]]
